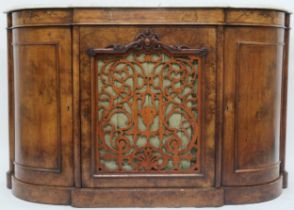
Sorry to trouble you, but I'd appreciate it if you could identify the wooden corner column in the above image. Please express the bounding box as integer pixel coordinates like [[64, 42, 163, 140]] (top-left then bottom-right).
[[6, 7, 290, 207]]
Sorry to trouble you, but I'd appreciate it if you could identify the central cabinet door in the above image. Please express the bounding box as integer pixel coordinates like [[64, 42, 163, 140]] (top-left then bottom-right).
[[80, 27, 217, 188]]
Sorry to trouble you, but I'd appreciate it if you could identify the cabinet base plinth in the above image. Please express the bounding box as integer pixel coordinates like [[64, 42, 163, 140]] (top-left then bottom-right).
[[12, 177, 71, 205], [11, 176, 284, 207], [224, 176, 283, 205], [71, 187, 224, 207]]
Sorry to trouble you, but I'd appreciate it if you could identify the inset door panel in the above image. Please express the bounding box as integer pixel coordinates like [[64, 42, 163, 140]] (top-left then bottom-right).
[[80, 27, 217, 188], [223, 28, 284, 186], [13, 28, 73, 186]]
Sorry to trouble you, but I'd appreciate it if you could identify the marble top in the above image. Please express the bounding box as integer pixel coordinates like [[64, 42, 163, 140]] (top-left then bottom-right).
[[4, 1, 292, 13]]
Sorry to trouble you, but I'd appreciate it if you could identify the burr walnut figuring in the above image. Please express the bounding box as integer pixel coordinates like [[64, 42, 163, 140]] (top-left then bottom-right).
[[6, 7, 290, 207]]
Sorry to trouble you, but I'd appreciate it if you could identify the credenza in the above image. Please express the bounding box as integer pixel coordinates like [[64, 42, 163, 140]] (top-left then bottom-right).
[[6, 7, 290, 207]]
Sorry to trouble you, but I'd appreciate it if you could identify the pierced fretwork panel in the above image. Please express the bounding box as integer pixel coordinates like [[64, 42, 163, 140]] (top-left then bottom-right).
[[90, 30, 206, 174]]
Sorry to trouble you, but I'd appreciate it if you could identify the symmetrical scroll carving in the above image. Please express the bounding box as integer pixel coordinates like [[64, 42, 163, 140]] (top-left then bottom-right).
[[89, 30, 207, 173]]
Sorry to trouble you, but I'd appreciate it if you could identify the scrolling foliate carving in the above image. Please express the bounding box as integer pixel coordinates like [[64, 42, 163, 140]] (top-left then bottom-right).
[[89, 30, 207, 174]]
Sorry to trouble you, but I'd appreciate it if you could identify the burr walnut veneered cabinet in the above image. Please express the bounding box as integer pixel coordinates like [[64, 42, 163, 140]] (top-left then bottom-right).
[[6, 7, 290, 207]]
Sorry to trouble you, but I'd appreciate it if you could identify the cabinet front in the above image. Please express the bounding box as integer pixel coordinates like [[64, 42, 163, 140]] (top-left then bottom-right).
[[80, 27, 217, 188], [7, 8, 289, 207]]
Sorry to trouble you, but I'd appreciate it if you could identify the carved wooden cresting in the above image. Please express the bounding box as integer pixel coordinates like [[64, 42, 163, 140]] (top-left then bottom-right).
[[88, 30, 207, 173]]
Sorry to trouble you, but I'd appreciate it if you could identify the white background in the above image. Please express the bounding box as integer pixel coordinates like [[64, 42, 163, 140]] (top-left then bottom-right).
[[0, 1, 293, 209]]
